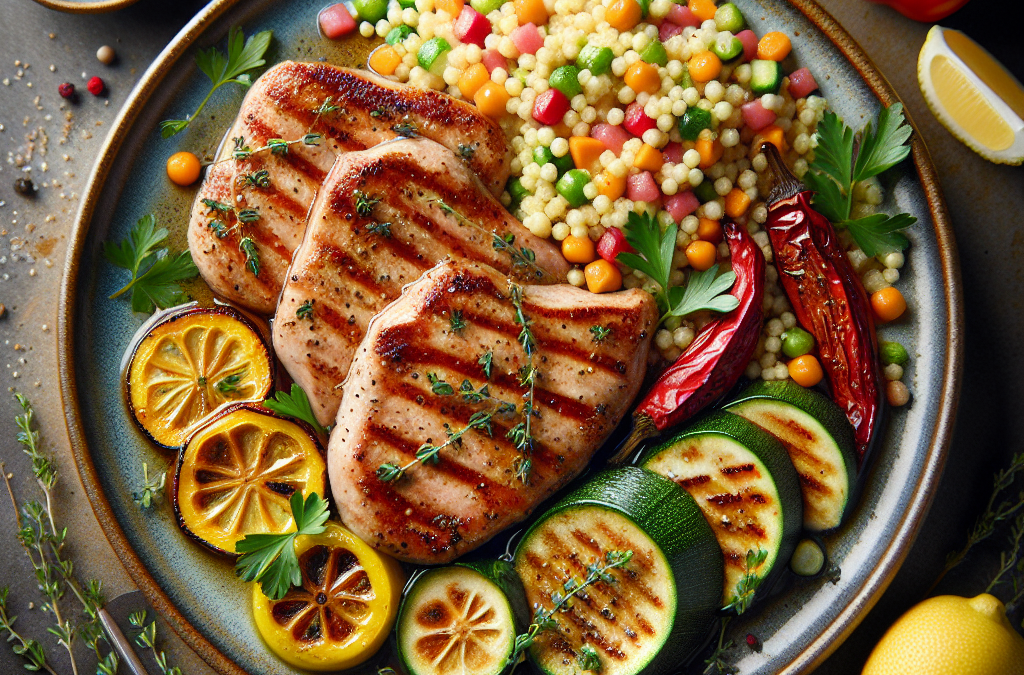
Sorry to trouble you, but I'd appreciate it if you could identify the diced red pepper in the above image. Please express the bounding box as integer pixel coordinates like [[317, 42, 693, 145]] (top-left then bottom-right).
[[662, 141, 683, 164], [659, 21, 685, 42], [788, 67, 819, 99], [665, 190, 699, 222], [741, 99, 777, 131], [532, 88, 570, 126], [627, 171, 660, 202], [736, 30, 759, 62], [598, 227, 634, 262], [454, 7, 491, 47], [481, 49, 509, 73], [591, 123, 630, 154], [510, 22, 544, 55], [623, 102, 656, 137], [320, 3, 357, 39], [667, 4, 701, 27]]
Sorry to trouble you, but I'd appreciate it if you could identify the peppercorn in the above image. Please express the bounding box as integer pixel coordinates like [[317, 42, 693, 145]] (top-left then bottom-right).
[[87, 76, 105, 96], [96, 45, 116, 65], [14, 177, 35, 196], [58, 82, 75, 99], [745, 633, 762, 652]]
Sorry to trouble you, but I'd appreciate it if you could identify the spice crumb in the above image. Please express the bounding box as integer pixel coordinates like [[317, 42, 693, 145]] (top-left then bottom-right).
[[40, 324, 48, 332]]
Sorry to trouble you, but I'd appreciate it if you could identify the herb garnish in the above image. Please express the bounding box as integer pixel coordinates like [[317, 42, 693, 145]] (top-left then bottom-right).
[[104, 214, 199, 314], [391, 120, 419, 137], [578, 644, 601, 672], [355, 191, 381, 217], [449, 309, 468, 335], [507, 281, 538, 483], [235, 492, 329, 600], [216, 372, 244, 394], [160, 27, 273, 138], [132, 462, 166, 509], [241, 168, 271, 188], [618, 212, 738, 325], [264, 383, 330, 437], [803, 103, 916, 257], [427, 372, 455, 396], [590, 325, 611, 343], [376, 411, 495, 483], [506, 550, 633, 671], [479, 350, 494, 379], [458, 143, 476, 160], [366, 221, 393, 238], [296, 299, 315, 320], [427, 373, 517, 415], [240, 236, 260, 277], [704, 548, 768, 674], [128, 611, 182, 675]]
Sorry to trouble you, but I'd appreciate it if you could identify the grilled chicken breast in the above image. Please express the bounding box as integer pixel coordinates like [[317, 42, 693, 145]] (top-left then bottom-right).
[[188, 61, 511, 314], [273, 137, 571, 427], [328, 258, 658, 564]]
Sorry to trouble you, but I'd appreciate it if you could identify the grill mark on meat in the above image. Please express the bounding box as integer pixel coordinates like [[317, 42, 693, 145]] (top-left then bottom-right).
[[242, 117, 329, 184]]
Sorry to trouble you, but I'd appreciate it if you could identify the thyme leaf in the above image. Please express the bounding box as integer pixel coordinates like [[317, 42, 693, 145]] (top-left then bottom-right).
[[590, 325, 611, 342], [296, 299, 315, 320]]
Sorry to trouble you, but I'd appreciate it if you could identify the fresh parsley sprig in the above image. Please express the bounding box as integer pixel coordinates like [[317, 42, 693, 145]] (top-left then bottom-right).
[[104, 214, 199, 314], [235, 492, 329, 601], [617, 212, 738, 325], [803, 103, 917, 257], [161, 27, 273, 138], [264, 383, 329, 437]]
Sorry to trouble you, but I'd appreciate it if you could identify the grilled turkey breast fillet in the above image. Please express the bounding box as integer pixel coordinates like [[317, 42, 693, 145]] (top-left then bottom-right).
[[188, 61, 511, 314], [328, 258, 657, 564], [273, 137, 570, 427]]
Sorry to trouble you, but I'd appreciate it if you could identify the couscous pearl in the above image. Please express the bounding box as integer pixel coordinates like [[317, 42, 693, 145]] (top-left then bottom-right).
[[688, 168, 704, 186], [884, 363, 904, 381], [359, 21, 376, 37], [883, 251, 905, 269], [882, 268, 900, 284], [765, 336, 782, 353], [567, 268, 587, 287], [703, 200, 723, 220], [583, 183, 599, 200]]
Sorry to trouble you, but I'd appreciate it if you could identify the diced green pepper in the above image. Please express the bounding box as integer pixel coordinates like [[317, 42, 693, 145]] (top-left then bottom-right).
[[677, 63, 693, 89], [556, 169, 591, 208], [678, 107, 712, 141], [470, 0, 505, 14], [640, 40, 668, 66], [386, 25, 415, 45], [398, 0, 417, 8], [714, 3, 745, 33], [418, 37, 452, 75], [781, 327, 815, 358], [548, 65, 582, 99], [533, 146, 574, 175], [637, 0, 650, 18], [577, 44, 614, 76], [353, 0, 389, 23], [508, 177, 531, 210], [694, 180, 718, 203], [880, 341, 909, 366], [711, 35, 744, 61]]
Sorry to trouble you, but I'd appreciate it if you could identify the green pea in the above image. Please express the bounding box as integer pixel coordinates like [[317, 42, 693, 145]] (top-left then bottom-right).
[[556, 169, 591, 208], [694, 180, 719, 203], [782, 327, 815, 358], [678, 107, 712, 141], [548, 65, 582, 99], [880, 341, 909, 366], [470, 0, 504, 14], [714, 2, 745, 33], [790, 539, 825, 577], [533, 146, 574, 175], [711, 35, 744, 61], [386, 25, 415, 45], [507, 177, 531, 210], [353, 0, 389, 23]]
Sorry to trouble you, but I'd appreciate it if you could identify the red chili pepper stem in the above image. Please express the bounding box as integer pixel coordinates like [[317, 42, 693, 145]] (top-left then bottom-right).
[[607, 412, 657, 465], [762, 141, 805, 204]]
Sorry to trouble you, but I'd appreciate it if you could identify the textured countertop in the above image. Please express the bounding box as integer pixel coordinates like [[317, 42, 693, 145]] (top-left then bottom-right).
[[0, 0, 1021, 673]]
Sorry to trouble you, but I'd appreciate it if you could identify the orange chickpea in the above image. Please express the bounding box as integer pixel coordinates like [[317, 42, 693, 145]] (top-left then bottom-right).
[[871, 287, 907, 322], [696, 218, 723, 245], [789, 355, 824, 387], [474, 81, 510, 119], [562, 235, 597, 264], [623, 61, 660, 95], [585, 259, 623, 293], [687, 0, 717, 21], [166, 151, 201, 186], [685, 240, 717, 270], [688, 50, 722, 83], [606, 0, 642, 32]]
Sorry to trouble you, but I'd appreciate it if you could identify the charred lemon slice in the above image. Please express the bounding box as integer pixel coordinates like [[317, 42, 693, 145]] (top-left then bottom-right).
[[175, 405, 326, 555], [127, 306, 273, 448], [252, 522, 404, 671]]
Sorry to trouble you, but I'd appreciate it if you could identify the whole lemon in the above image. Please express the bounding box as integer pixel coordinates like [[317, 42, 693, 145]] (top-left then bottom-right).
[[863, 594, 1024, 675]]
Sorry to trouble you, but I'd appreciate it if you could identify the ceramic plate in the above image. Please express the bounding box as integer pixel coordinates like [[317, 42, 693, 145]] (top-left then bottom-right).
[[59, 1, 963, 673], [31, 0, 141, 14]]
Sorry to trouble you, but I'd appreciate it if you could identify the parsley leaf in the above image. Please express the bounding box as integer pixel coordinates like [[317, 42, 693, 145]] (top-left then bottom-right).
[[161, 27, 273, 138], [842, 213, 915, 258], [264, 383, 329, 437], [104, 214, 198, 314], [235, 492, 329, 600], [665, 265, 739, 318], [809, 110, 854, 198], [617, 212, 675, 301], [854, 103, 913, 181]]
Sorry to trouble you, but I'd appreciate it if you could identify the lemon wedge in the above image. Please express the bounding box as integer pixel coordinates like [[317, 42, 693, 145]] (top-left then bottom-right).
[[918, 25, 1024, 165]]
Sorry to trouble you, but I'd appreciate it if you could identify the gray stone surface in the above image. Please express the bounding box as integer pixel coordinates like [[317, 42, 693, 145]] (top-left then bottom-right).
[[0, 0, 1020, 673]]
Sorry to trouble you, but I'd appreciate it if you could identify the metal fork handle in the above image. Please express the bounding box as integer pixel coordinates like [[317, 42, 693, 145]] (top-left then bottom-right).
[[99, 607, 151, 675]]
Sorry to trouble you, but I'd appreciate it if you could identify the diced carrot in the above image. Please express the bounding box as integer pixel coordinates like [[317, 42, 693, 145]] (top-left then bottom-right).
[[369, 45, 402, 76], [474, 81, 510, 119], [569, 136, 606, 176], [723, 188, 751, 218], [685, 240, 717, 270], [687, 0, 717, 21], [514, 0, 548, 27], [435, 0, 465, 17], [585, 259, 623, 293], [633, 143, 664, 172], [752, 125, 788, 156], [458, 63, 490, 100], [562, 235, 597, 264], [688, 50, 722, 83], [696, 138, 723, 169], [606, 0, 642, 32], [757, 31, 792, 61], [593, 172, 627, 201], [696, 217, 722, 244], [623, 61, 660, 95]]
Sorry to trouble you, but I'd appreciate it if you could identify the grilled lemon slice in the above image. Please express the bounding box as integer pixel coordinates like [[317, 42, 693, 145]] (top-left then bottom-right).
[[252, 522, 404, 671], [127, 306, 274, 448], [174, 405, 326, 555]]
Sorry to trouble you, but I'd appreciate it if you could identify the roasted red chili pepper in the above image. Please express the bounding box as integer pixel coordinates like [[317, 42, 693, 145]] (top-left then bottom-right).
[[610, 221, 765, 463], [760, 142, 883, 464]]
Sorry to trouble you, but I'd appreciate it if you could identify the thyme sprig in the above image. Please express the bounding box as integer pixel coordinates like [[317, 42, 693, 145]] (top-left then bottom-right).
[[129, 611, 182, 675], [1, 395, 118, 675], [133, 462, 167, 509], [722, 548, 769, 615], [507, 281, 538, 483], [590, 325, 611, 343], [376, 411, 495, 483], [0, 587, 55, 675], [985, 509, 1024, 614], [449, 309, 468, 335], [297, 299, 315, 320], [506, 550, 633, 671], [427, 373, 517, 416], [703, 618, 737, 675], [429, 198, 549, 281]]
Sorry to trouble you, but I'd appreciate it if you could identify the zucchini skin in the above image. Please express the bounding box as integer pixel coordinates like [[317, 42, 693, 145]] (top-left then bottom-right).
[[516, 466, 723, 675], [640, 411, 803, 605]]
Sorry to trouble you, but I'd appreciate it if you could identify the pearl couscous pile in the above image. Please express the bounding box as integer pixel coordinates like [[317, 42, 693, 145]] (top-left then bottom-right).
[[354, 0, 910, 400]]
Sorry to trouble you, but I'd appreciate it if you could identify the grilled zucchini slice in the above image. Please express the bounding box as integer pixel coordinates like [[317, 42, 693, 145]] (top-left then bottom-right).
[[398, 560, 527, 675], [513, 467, 722, 675], [724, 380, 857, 531], [640, 411, 802, 608]]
